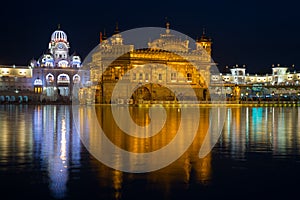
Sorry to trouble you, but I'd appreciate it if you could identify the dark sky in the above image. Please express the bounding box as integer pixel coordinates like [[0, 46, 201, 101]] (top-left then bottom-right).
[[0, 0, 299, 74]]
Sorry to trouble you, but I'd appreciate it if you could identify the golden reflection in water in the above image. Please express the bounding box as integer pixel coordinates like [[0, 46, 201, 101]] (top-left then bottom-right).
[[298, 108, 300, 148], [112, 170, 123, 200], [95, 106, 180, 153], [0, 105, 33, 167], [231, 107, 246, 158], [85, 105, 213, 198], [0, 111, 9, 159], [81, 106, 300, 199]]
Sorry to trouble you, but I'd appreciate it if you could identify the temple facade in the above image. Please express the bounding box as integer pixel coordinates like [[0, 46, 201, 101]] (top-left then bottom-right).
[[1, 25, 300, 103], [83, 23, 213, 104]]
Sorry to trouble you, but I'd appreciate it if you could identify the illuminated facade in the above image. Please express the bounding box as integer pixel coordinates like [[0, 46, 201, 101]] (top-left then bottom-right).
[[0, 65, 32, 92], [211, 64, 300, 85], [0, 27, 83, 102], [210, 64, 300, 99], [31, 27, 82, 101], [1, 25, 300, 103], [84, 23, 213, 104]]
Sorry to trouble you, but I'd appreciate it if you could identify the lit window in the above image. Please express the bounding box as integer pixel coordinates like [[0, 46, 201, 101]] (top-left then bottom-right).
[[46, 74, 54, 83], [158, 74, 162, 81], [57, 74, 70, 84], [132, 73, 136, 80], [34, 78, 43, 86], [187, 73, 192, 82], [171, 73, 176, 81]]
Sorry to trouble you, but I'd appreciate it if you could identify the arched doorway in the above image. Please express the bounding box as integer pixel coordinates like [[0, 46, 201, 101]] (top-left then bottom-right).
[[46, 73, 55, 85], [57, 73, 70, 97], [132, 86, 152, 101], [73, 74, 80, 83], [34, 78, 43, 93]]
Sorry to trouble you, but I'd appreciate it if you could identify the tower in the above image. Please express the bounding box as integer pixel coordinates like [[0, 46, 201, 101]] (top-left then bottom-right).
[[196, 28, 212, 56], [48, 25, 70, 61], [111, 22, 123, 45]]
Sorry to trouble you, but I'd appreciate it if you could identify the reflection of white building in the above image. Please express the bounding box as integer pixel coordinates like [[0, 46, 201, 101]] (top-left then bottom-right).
[[32, 106, 81, 198]]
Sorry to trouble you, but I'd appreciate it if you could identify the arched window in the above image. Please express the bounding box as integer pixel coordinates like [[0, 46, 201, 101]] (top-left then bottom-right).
[[57, 73, 70, 84], [187, 73, 192, 82], [34, 78, 43, 86], [73, 74, 80, 83], [46, 74, 54, 83], [58, 60, 69, 68]]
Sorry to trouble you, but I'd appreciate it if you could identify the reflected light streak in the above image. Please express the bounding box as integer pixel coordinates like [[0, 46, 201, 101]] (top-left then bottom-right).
[[246, 107, 249, 143], [60, 117, 67, 163], [113, 170, 123, 200]]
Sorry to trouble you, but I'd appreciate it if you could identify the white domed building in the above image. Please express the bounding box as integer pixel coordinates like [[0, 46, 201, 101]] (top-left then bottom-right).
[[31, 26, 84, 101]]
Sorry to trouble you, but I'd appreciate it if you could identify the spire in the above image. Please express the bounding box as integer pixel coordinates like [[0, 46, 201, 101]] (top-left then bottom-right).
[[58, 24, 61, 30], [166, 21, 170, 34], [103, 28, 107, 40], [100, 32, 102, 44], [166, 21, 170, 29], [200, 27, 211, 42], [114, 22, 119, 34]]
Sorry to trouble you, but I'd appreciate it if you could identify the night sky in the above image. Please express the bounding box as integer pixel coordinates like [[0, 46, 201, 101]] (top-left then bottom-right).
[[0, 0, 299, 74]]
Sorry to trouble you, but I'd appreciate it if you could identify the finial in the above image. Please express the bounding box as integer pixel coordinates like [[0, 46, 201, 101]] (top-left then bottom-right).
[[103, 28, 107, 40], [165, 19, 170, 34], [114, 22, 119, 34], [58, 24, 61, 30], [166, 21, 170, 29], [200, 27, 211, 41], [164, 17, 170, 34], [202, 27, 206, 36]]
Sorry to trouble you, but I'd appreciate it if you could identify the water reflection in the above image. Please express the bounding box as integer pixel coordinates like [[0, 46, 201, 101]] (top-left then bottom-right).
[[74, 105, 205, 173], [218, 107, 300, 158], [32, 105, 81, 199], [91, 106, 213, 199], [1, 105, 300, 199], [0, 105, 81, 199], [0, 105, 33, 169]]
